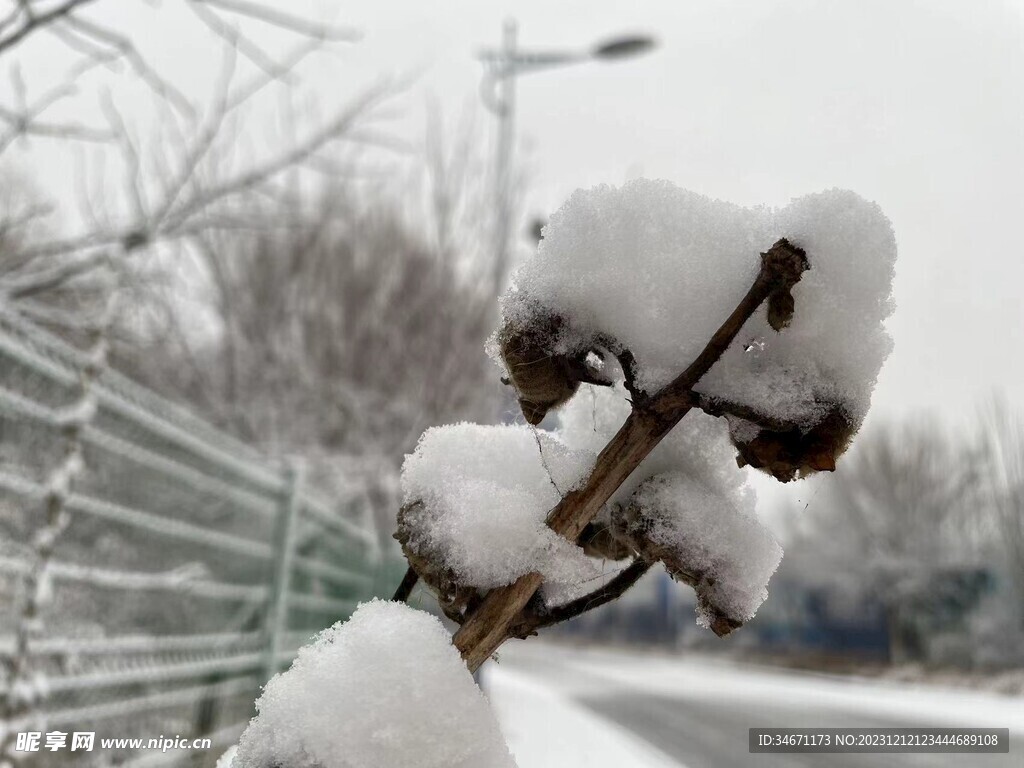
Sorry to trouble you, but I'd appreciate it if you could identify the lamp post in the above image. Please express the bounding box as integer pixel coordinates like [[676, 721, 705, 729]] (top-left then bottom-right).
[[478, 20, 656, 291]]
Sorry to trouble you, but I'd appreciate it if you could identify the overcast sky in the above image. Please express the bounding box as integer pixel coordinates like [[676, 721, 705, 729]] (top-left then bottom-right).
[[9, 0, 1024, 514]]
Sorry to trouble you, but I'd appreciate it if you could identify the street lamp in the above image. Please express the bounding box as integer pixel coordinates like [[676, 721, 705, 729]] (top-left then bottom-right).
[[478, 21, 656, 290]]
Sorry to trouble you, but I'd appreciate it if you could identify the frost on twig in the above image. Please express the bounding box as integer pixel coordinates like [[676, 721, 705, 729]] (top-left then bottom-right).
[[0, 0, 392, 316], [0, 256, 120, 759]]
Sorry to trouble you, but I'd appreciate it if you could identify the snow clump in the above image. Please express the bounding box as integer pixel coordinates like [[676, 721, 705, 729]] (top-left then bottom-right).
[[399, 423, 600, 597], [496, 180, 896, 437], [231, 600, 516, 768]]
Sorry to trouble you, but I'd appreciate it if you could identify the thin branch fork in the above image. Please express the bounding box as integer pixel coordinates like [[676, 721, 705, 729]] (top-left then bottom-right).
[[392, 565, 419, 603], [508, 558, 652, 639], [451, 238, 809, 672], [689, 393, 796, 433], [0, 0, 99, 56]]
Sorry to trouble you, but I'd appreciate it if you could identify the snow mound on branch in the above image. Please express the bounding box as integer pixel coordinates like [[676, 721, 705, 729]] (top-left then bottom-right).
[[698, 189, 896, 425], [497, 180, 895, 427], [397, 388, 779, 625], [558, 384, 778, 626], [401, 423, 600, 595], [557, 383, 747, 508], [624, 473, 783, 626], [232, 600, 516, 768]]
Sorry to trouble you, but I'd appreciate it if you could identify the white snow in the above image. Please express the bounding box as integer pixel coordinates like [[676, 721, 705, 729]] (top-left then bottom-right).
[[498, 180, 896, 429], [559, 385, 780, 626], [485, 659, 685, 768], [400, 387, 781, 628], [231, 600, 516, 768], [53, 393, 98, 428], [557, 383, 747, 508], [624, 473, 782, 625], [400, 423, 601, 597], [42, 448, 84, 501], [487, 642, 1024, 766], [698, 188, 897, 427], [523, 643, 1024, 733]]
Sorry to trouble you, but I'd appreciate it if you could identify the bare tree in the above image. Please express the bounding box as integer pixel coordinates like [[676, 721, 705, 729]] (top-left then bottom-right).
[[0, 0, 509, 566], [0, 1, 387, 316], [0, 6, 412, 757], [787, 419, 988, 662], [979, 397, 1024, 630], [125, 184, 500, 445]]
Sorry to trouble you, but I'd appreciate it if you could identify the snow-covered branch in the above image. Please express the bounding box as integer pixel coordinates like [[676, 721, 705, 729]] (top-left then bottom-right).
[[451, 237, 810, 670]]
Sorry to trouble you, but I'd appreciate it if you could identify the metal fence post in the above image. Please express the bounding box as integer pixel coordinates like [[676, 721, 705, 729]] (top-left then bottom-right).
[[264, 462, 302, 683]]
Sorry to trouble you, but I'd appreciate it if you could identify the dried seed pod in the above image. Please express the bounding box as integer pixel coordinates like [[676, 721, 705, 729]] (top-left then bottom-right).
[[763, 237, 807, 332], [498, 312, 611, 425], [394, 501, 478, 624], [611, 496, 743, 638], [766, 286, 796, 331], [577, 521, 632, 561], [730, 405, 857, 482]]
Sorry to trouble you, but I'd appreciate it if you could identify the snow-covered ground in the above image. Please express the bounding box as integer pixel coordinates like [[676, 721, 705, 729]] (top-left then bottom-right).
[[484, 641, 1024, 768], [486, 662, 682, 768]]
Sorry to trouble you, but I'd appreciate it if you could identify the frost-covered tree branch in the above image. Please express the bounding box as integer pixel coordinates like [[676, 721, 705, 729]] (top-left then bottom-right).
[[0, 0, 382, 309], [0, 0, 99, 56]]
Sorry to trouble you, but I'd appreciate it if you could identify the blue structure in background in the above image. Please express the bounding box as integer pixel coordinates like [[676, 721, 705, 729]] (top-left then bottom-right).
[[753, 584, 890, 658], [553, 565, 999, 668], [748, 567, 996, 662]]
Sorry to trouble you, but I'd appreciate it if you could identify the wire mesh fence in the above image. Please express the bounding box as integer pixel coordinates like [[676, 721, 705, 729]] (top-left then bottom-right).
[[0, 304, 398, 766]]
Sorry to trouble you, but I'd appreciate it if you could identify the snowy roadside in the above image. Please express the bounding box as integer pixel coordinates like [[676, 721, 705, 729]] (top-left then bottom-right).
[[484, 662, 686, 768], [738, 654, 1024, 697], [854, 663, 1024, 697], [511, 642, 1024, 731]]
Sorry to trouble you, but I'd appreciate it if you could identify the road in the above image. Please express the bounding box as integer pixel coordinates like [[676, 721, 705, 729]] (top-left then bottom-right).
[[484, 642, 1023, 768]]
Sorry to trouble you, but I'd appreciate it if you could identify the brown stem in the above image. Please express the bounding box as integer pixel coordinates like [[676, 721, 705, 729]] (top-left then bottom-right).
[[452, 239, 808, 671], [593, 334, 648, 406], [690, 393, 796, 433], [508, 559, 653, 638], [614, 347, 647, 406], [392, 566, 419, 603]]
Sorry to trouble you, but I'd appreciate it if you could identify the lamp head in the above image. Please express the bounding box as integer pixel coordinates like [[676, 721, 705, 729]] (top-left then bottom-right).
[[591, 35, 656, 60]]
